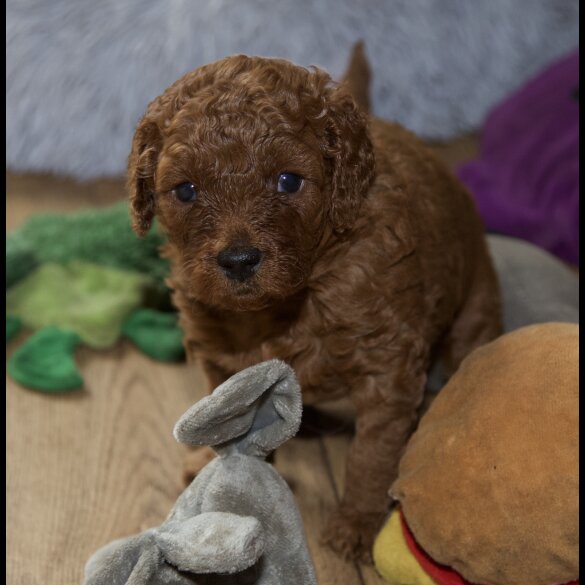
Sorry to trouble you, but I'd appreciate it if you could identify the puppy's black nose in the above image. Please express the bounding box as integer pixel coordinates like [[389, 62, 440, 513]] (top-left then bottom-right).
[[217, 247, 262, 281]]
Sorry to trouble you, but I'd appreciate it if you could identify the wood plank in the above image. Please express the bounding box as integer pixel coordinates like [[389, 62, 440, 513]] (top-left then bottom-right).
[[6, 336, 365, 584], [7, 339, 207, 585], [6, 171, 126, 230]]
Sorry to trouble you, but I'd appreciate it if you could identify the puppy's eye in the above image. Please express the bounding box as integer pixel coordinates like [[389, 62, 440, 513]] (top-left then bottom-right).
[[277, 173, 303, 194], [172, 182, 198, 203]]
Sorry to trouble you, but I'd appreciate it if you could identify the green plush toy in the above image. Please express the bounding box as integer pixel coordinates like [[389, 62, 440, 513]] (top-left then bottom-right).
[[6, 202, 185, 393]]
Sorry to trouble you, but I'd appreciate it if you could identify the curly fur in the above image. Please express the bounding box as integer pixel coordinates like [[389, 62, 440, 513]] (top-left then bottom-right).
[[128, 54, 502, 561]]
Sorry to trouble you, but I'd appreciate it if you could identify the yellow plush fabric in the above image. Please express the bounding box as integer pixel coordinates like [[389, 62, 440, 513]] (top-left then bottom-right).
[[373, 508, 435, 585], [389, 323, 579, 585]]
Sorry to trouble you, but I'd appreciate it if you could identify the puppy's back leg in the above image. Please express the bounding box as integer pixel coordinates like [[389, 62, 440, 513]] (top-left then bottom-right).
[[441, 253, 502, 377]]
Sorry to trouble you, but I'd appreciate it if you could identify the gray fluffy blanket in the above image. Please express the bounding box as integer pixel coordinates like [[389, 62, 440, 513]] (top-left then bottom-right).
[[6, 0, 578, 179]]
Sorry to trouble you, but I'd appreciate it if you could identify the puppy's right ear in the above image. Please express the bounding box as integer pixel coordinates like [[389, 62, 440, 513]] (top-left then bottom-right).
[[127, 115, 163, 236]]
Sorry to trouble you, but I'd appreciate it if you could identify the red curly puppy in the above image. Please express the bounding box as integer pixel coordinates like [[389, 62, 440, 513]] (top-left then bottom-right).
[[128, 53, 501, 561]]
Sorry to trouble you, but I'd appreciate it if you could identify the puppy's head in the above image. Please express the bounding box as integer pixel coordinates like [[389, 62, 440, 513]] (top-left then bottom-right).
[[128, 55, 374, 311]]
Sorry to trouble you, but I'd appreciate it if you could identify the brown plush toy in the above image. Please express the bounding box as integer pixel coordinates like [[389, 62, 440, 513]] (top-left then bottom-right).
[[374, 323, 579, 585]]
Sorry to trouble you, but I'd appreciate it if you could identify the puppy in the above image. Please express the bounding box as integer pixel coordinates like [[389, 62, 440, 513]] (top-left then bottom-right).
[[128, 51, 502, 561]]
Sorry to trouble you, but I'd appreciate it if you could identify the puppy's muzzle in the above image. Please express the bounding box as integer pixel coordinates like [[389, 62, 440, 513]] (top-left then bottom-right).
[[217, 246, 262, 282]]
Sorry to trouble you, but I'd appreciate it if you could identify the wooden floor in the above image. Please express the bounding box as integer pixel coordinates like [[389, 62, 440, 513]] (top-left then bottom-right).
[[6, 136, 478, 585]]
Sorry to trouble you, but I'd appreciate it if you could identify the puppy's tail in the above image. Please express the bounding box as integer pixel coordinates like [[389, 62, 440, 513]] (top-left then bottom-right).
[[340, 40, 372, 114]]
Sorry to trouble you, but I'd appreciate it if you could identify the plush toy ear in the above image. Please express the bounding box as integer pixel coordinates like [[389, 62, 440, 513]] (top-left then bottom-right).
[[156, 513, 265, 575], [127, 115, 163, 237], [174, 359, 302, 458], [323, 85, 375, 234]]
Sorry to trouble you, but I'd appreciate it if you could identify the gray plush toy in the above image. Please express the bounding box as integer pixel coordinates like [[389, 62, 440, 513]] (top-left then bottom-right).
[[487, 234, 579, 330], [83, 359, 317, 585]]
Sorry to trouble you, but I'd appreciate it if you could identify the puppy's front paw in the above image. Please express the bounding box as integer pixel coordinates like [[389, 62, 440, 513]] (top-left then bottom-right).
[[182, 446, 217, 485], [321, 507, 384, 564]]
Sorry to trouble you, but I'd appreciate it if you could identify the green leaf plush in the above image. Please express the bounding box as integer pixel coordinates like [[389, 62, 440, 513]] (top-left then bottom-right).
[[6, 201, 169, 297], [6, 316, 22, 342], [122, 308, 185, 362], [6, 261, 146, 349], [5, 237, 39, 289], [8, 327, 83, 392], [5, 202, 183, 392]]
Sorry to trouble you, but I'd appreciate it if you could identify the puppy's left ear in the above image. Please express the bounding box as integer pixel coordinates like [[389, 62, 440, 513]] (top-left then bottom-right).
[[324, 87, 375, 233], [127, 115, 163, 237]]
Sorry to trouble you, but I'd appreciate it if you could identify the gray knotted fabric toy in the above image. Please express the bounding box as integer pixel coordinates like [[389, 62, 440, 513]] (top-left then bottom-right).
[[83, 359, 317, 585]]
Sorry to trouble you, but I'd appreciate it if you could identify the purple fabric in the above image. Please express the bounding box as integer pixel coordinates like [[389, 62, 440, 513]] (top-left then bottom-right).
[[457, 50, 579, 266]]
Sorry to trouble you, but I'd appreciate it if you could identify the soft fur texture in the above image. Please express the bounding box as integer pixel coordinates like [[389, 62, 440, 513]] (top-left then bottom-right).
[[128, 54, 502, 560], [6, 0, 579, 178], [84, 359, 317, 585]]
